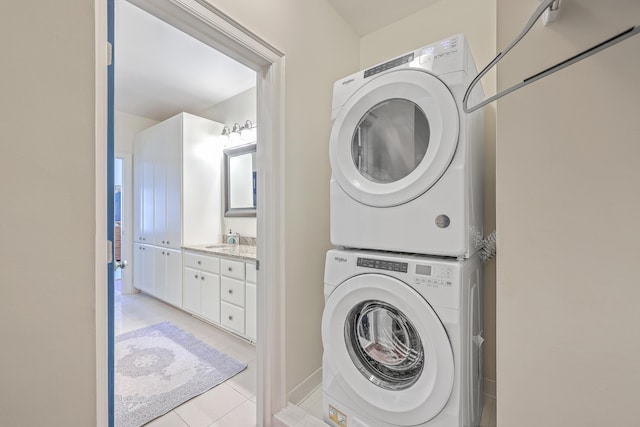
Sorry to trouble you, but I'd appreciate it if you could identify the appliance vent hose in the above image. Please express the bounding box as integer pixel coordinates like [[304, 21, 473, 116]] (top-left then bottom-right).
[[479, 230, 497, 263]]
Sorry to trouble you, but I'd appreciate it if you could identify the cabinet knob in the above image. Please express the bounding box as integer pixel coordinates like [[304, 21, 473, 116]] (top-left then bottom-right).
[[195, 274, 199, 279], [162, 251, 165, 255], [162, 240, 165, 244], [228, 315, 233, 321], [167, 241, 170, 245], [198, 261, 201, 265], [166, 252, 170, 256], [228, 267, 233, 272], [228, 289, 233, 294], [201, 276, 204, 281]]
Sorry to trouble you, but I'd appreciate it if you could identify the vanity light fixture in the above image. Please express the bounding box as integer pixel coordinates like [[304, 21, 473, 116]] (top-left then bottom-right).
[[221, 119, 257, 141]]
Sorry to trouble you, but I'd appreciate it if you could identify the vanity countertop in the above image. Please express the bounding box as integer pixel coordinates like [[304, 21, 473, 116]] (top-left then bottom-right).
[[182, 243, 257, 262]]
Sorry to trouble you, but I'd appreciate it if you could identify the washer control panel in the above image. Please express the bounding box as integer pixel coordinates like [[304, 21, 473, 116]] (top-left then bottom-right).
[[414, 264, 454, 288]]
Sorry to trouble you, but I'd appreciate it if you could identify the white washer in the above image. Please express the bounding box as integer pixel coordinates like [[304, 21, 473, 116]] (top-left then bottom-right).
[[322, 249, 483, 427], [330, 34, 484, 258]]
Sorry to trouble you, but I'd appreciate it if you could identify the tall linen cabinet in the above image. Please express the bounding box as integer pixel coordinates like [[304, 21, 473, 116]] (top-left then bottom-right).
[[133, 112, 224, 307]]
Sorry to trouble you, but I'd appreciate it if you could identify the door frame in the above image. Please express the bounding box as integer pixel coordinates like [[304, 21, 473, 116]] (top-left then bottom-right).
[[94, 0, 287, 425]]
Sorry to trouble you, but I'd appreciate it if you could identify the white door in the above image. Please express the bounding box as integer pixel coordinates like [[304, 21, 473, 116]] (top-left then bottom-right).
[[329, 69, 459, 207], [164, 248, 182, 307], [322, 274, 454, 425]]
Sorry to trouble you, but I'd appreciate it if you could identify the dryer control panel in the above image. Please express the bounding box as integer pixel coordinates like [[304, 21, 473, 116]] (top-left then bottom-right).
[[357, 257, 408, 273]]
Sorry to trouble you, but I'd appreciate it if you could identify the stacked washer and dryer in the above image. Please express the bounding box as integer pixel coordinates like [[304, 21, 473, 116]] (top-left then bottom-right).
[[322, 34, 486, 427]]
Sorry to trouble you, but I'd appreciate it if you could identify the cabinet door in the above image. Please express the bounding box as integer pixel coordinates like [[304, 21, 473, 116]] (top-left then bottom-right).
[[183, 267, 201, 314], [164, 130, 182, 248], [133, 134, 145, 243], [141, 142, 154, 243], [153, 247, 167, 299], [133, 244, 145, 291], [164, 248, 182, 307], [245, 282, 257, 342], [201, 271, 221, 323], [134, 244, 153, 294], [153, 156, 167, 246]]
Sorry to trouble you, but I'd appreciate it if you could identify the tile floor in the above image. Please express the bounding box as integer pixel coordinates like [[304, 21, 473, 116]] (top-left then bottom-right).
[[115, 283, 257, 427], [116, 282, 497, 427]]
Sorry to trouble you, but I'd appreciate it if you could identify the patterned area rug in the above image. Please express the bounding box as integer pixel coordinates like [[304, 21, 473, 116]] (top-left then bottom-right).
[[115, 322, 246, 427]]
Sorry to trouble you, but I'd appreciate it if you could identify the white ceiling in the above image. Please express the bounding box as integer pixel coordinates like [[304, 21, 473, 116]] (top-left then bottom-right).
[[114, 0, 438, 121], [114, 0, 256, 121], [326, 0, 443, 36]]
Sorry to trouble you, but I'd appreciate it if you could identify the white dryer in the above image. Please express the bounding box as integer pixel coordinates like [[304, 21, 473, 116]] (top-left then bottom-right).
[[322, 249, 483, 427], [330, 34, 484, 258]]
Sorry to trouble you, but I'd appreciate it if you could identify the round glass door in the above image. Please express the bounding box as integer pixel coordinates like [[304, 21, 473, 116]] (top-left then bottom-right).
[[351, 99, 430, 184], [345, 300, 424, 391], [321, 273, 454, 425], [329, 69, 459, 207]]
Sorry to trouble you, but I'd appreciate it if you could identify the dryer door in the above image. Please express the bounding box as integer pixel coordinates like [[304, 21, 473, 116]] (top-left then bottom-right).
[[322, 274, 454, 425], [329, 68, 459, 207]]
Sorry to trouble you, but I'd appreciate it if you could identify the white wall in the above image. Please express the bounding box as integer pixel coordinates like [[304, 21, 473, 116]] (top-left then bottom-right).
[[201, 0, 361, 397], [359, 0, 498, 393], [496, 1, 640, 425], [200, 87, 258, 238], [115, 110, 159, 154], [0, 2, 97, 425]]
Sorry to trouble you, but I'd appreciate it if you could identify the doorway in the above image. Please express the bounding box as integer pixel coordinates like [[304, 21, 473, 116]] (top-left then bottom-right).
[[113, 0, 258, 425], [97, 0, 286, 425]]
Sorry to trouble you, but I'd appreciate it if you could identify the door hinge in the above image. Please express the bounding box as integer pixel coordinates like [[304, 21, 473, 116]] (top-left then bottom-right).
[[107, 42, 113, 66], [256, 260, 260, 271], [107, 240, 113, 264]]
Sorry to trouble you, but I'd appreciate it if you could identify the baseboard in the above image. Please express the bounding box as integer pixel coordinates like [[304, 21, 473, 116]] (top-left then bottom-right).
[[288, 367, 322, 405], [483, 377, 496, 399]]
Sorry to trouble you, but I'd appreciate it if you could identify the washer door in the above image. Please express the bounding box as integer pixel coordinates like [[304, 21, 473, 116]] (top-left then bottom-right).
[[322, 274, 454, 425], [330, 69, 459, 207]]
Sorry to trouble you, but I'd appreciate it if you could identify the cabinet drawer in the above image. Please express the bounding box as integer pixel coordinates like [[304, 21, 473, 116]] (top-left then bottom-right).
[[221, 276, 245, 307], [221, 302, 245, 335], [184, 251, 219, 273], [246, 262, 257, 284], [220, 258, 245, 280]]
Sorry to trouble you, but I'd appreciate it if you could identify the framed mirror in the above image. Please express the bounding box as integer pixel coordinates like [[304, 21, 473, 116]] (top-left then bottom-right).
[[224, 142, 257, 217]]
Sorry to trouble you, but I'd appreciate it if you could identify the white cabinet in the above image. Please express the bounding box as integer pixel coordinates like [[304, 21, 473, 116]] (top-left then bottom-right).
[[245, 263, 257, 342], [132, 113, 225, 307], [183, 251, 221, 324], [220, 258, 246, 335], [182, 249, 256, 342], [133, 112, 224, 249], [133, 243, 154, 294], [152, 247, 182, 307], [133, 132, 154, 244]]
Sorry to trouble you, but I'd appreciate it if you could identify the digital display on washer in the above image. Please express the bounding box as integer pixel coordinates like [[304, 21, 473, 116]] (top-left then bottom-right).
[[415, 265, 432, 276], [364, 53, 415, 78], [357, 257, 408, 273]]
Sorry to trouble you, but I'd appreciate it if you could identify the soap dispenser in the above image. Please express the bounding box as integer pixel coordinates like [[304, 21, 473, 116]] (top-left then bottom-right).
[[226, 229, 238, 245]]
